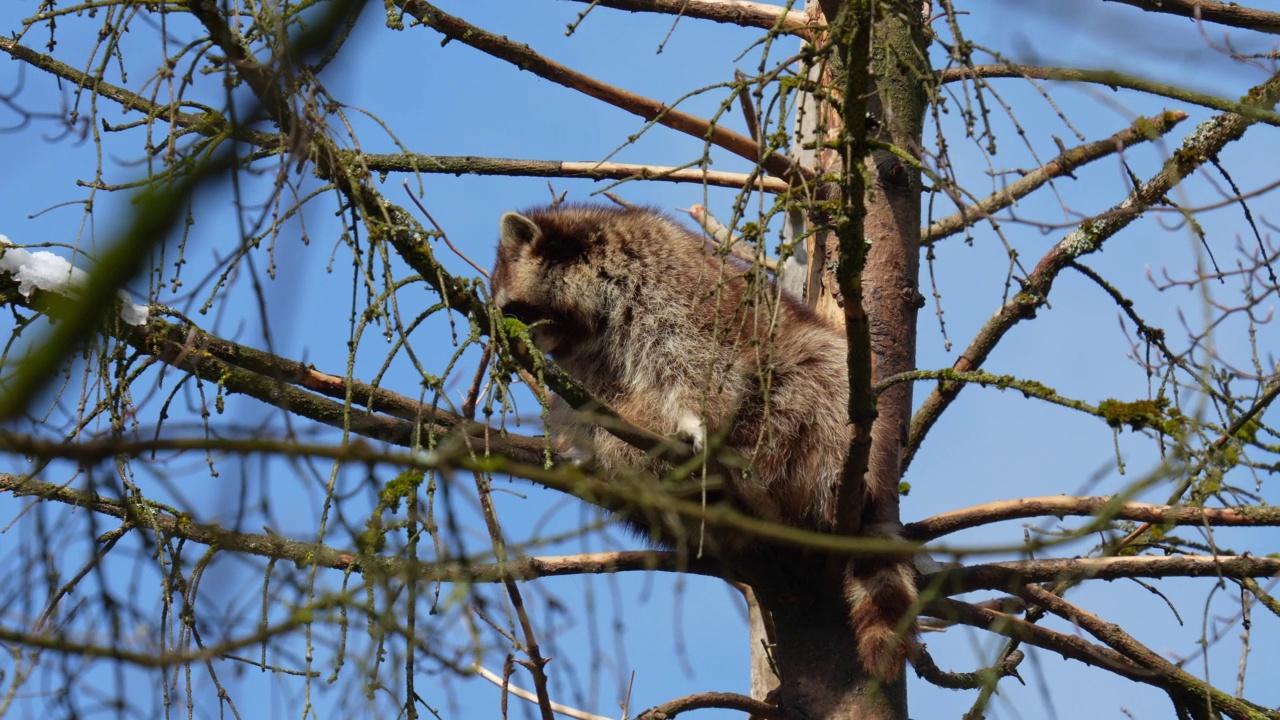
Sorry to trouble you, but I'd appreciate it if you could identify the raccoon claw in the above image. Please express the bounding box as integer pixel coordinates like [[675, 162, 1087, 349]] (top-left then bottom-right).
[[675, 414, 706, 454]]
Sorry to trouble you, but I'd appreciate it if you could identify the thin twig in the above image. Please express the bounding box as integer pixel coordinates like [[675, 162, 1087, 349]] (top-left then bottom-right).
[[734, 69, 759, 141], [1018, 585, 1277, 719], [396, 0, 808, 183], [404, 182, 490, 280], [0, 474, 721, 582], [905, 69, 1280, 471], [472, 466, 557, 720], [473, 664, 612, 720], [922, 111, 1189, 244], [937, 65, 1280, 126]]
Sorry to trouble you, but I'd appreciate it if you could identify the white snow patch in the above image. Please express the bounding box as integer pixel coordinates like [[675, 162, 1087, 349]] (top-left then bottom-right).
[[0, 235, 150, 326], [118, 295, 150, 326]]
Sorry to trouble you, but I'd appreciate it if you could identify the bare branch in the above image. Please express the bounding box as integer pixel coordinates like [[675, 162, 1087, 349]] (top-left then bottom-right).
[[734, 69, 760, 140], [905, 69, 1280, 470], [0, 600, 344, 670], [922, 111, 1189, 244], [566, 0, 818, 36], [1240, 578, 1280, 619], [0, 432, 925, 555], [1019, 585, 1278, 720], [936, 65, 1280, 126], [0, 36, 277, 147], [1104, 0, 1280, 35], [474, 467, 558, 720], [932, 556, 1280, 596], [907, 496, 1280, 541], [680, 204, 780, 271], [0, 474, 721, 582], [913, 647, 1024, 690], [397, 1, 808, 183], [634, 691, 787, 720], [357, 152, 789, 192], [877, 368, 1101, 416], [0, 280, 550, 464], [921, 597, 1147, 679], [473, 664, 613, 720], [0, 37, 785, 198]]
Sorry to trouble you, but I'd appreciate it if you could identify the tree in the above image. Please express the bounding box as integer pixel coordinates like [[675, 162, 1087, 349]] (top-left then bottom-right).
[[1, 0, 1278, 718]]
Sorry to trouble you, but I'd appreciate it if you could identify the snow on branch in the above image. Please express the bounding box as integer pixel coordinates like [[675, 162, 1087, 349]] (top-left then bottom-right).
[[0, 236, 149, 326]]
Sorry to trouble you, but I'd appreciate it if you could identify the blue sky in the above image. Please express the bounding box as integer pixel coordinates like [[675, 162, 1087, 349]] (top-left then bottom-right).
[[1, 1, 1278, 718]]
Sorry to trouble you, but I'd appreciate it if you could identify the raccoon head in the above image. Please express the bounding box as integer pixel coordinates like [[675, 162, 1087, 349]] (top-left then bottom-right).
[[491, 209, 621, 357]]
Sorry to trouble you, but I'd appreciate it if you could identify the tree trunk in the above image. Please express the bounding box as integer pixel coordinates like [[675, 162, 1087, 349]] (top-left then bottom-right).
[[857, 4, 928, 537], [747, 547, 905, 720], [753, 1, 929, 718], [770, 600, 906, 720]]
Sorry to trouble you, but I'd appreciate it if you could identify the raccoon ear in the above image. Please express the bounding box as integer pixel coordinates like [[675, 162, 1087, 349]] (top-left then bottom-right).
[[499, 212, 541, 249]]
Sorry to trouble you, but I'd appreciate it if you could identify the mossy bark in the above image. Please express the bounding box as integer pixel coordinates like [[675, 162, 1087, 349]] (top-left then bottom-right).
[[748, 2, 929, 718]]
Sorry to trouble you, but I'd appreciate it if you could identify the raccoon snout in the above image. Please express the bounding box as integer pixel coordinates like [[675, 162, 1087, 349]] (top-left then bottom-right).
[[498, 300, 543, 326]]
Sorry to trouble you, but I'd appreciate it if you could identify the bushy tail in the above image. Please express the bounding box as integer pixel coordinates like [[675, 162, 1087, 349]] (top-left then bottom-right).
[[844, 523, 919, 682]]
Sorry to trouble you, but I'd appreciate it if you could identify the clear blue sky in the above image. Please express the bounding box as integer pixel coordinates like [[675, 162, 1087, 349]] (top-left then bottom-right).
[[1, 1, 1278, 718]]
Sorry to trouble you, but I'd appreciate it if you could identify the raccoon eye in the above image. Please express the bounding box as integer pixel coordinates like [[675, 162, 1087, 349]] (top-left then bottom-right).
[[536, 232, 587, 264]]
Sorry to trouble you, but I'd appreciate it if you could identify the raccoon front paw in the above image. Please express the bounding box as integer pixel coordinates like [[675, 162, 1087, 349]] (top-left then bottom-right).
[[562, 445, 591, 467], [675, 413, 706, 453]]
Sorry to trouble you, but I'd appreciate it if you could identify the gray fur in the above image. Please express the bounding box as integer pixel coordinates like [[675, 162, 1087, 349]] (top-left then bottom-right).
[[491, 203, 916, 679]]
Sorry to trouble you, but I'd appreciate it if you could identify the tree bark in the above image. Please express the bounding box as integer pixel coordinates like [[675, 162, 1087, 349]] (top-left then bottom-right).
[[770, 600, 906, 720], [745, 546, 903, 720], [753, 1, 929, 718], [857, 1, 928, 533], [748, 589, 780, 703]]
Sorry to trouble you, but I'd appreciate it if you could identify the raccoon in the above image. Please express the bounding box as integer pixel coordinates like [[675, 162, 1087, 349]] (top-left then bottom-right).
[[490, 203, 916, 680]]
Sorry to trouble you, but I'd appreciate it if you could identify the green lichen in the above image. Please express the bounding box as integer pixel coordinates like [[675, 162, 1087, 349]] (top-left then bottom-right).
[[1217, 444, 1241, 467], [1159, 407, 1188, 437], [1131, 115, 1156, 138], [503, 315, 529, 337], [1172, 146, 1205, 168], [1234, 419, 1260, 444], [1019, 380, 1053, 398], [1098, 396, 1169, 432], [1013, 291, 1039, 307], [356, 525, 386, 554], [380, 468, 424, 511]]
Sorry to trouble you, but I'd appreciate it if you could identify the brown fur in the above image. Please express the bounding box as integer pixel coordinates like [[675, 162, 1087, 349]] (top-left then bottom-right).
[[491, 203, 916, 679]]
